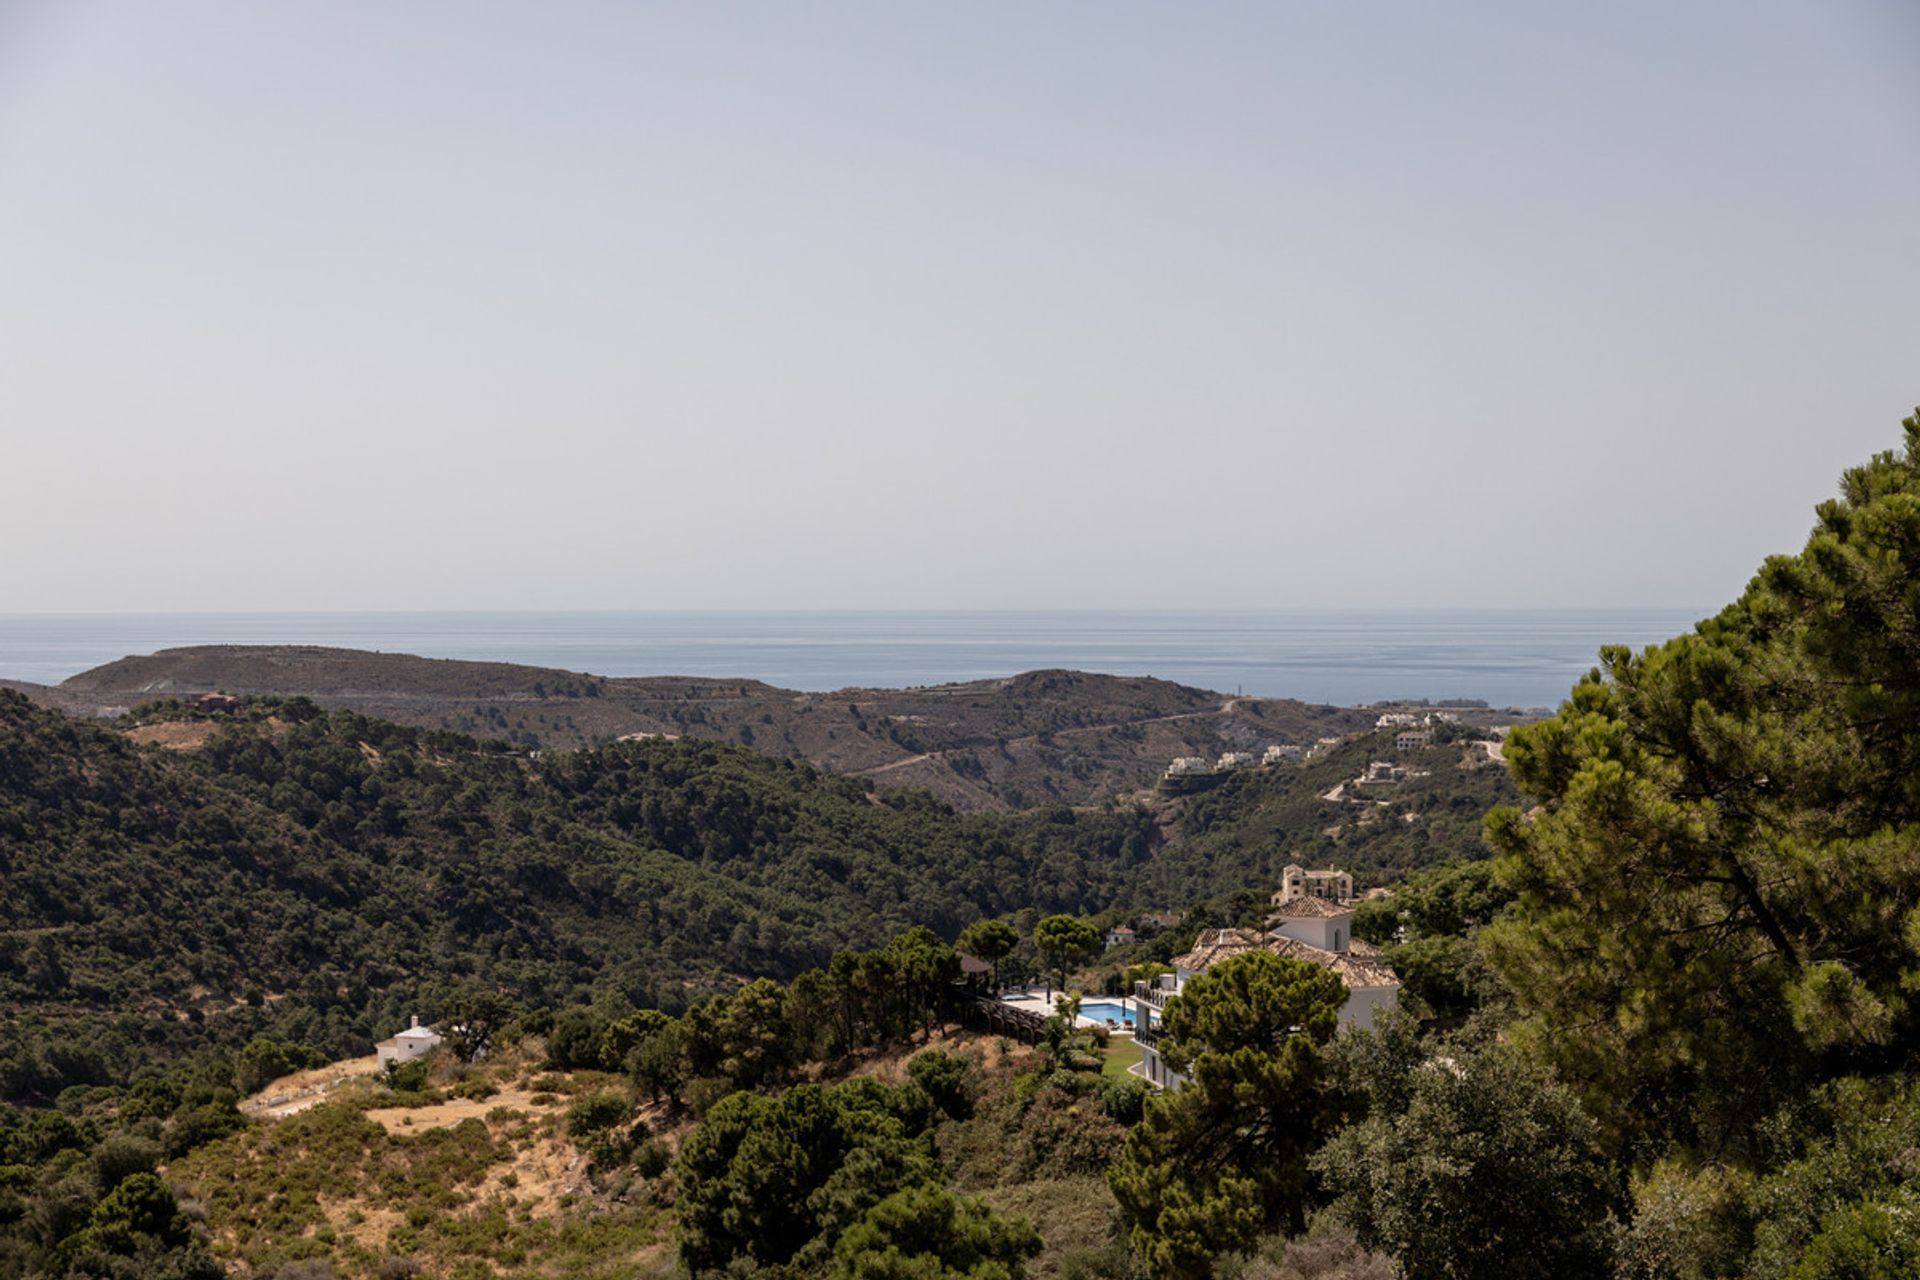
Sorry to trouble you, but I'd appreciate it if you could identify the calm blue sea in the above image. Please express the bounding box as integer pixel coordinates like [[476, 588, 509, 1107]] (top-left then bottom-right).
[[0, 609, 1706, 710]]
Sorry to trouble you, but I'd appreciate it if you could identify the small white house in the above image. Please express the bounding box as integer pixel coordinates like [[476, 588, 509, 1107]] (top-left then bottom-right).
[[1166, 756, 1212, 777], [376, 1015, 443, 1069], [1263, 743, 1303, 764], [1105, 924, 1137, 950], [1217, 751, 1258, 770]]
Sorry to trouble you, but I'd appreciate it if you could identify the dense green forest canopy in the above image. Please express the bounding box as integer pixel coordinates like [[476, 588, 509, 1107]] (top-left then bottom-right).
[[0, 695, 1152, 1101], [0, 688, 1514, 1106]]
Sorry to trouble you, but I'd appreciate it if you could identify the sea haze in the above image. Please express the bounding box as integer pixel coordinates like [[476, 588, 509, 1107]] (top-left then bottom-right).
[[0, 610, 1705, 710]]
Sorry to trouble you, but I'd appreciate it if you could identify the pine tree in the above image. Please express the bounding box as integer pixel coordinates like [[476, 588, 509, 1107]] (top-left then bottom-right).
[[1484, 410, 1920, 1155]]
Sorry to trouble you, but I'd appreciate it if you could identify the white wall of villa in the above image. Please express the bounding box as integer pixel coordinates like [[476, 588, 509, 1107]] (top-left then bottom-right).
[[1274, 915, 1345, 953], [1340, 983, 1397, 1032]]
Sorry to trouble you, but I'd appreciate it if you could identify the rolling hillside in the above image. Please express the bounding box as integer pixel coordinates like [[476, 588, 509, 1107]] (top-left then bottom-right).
[[25, 647, 1380, 809], [0, 690, 1167, 1102], [0, 688, 1519, 1106]]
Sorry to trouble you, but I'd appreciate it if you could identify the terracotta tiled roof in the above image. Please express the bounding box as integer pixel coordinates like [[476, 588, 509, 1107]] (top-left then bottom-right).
[[1263, 935, 1401, 988], [1171, 928, 1266, 972], [1268, 895, 1354, 920], [1347, 936, 1384, 957], [1175, 928, 1400, 991]]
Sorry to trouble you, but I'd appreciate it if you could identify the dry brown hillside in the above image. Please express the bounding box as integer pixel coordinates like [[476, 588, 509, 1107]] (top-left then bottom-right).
[[37, 646, 1375, 810]]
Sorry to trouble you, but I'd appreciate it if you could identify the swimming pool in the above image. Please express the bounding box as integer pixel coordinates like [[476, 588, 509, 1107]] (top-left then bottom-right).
[[1079, 1000, 1137, 1027]]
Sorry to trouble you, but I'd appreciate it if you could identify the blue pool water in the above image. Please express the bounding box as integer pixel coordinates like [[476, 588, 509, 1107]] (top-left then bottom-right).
[[1079, 1001, 1137, 1027]]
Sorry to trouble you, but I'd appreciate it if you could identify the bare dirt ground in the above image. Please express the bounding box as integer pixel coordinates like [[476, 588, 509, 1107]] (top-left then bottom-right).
[[124, 721, 219, 750], [472, 1125, 591, 1212], [318, 1200, 405, 1255], [123, 715, 289, 751], [363, 1087, 559, 1134], [242, 1054, 381, 1118]]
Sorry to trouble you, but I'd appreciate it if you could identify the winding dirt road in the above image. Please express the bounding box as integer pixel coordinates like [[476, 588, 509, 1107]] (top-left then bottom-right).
[[853, 700, 1243, 777]]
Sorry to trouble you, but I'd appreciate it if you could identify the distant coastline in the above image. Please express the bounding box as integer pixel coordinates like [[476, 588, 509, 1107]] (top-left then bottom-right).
[[0, 608, 1703, 709]]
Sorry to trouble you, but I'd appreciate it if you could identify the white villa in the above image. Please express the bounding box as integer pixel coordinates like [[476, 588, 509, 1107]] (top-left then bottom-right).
[[1132, 877, 1398, 1090], [1274, 863, 1354, 906], [1355, 761, 1406, 786], [1167, 747, 1302, 778], [376, 1015, 443, 1068]]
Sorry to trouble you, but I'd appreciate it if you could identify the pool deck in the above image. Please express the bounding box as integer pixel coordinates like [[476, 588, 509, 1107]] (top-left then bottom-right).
[[994, 990, 1138, 1034]]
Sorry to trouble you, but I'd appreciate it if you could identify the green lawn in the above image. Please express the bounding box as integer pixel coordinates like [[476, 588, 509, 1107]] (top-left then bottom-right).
[[1103, 1037, 1143, 1083]]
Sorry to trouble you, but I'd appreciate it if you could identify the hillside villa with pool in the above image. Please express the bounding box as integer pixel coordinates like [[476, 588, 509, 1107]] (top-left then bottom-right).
[[987, 864, 1399, 1089], [988, 867, 1399, 1087], [1131, 870, 1398, 1088]]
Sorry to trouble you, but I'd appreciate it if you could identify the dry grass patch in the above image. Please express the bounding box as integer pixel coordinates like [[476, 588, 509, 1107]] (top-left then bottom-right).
[[363, 1087, 557, 1135], [124, 720, 220, 750], [976, 1175, 1121, 1279]]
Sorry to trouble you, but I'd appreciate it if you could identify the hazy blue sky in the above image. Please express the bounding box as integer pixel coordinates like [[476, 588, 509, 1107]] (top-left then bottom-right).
[[1, 2, 1915, 612]]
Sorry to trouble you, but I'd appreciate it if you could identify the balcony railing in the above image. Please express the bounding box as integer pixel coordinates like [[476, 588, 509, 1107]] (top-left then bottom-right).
[[1133, 980, 1176, 1010]]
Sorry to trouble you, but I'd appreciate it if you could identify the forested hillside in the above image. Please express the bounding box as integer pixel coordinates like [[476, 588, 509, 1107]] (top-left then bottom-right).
[[1162, 727, 1520, 890], [0, 694, 1159, 1103], [0, 673, 1532, 1102], [30, 408, 1920, 1280], [28, 653, 1380, 810]]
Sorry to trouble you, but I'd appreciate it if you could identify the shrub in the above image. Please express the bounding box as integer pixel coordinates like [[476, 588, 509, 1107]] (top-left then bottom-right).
[[908, 1050, 973, 1119], [385, 1060, 430, 1093], [546, 1008, 606, 1070], [684, 1077, 735, 1118], [269, 1263, 342, 1280], [93, 1133, 162, 1191], [634, 1137, 672, 1179], [566, 1093, 633, 1140], [1099, 1077, 1150, 1126]]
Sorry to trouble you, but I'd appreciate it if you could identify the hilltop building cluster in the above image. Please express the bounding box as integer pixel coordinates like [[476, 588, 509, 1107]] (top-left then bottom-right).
[[1162, 740, 1313, 787]]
